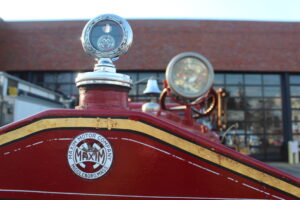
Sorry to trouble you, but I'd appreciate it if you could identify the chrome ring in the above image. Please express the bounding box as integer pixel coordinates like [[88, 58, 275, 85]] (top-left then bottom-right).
[[81, 14, 133, 59], [166, 52, 214, 100]]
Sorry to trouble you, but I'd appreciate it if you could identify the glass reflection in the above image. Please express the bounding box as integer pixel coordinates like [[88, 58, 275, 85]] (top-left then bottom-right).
[[266, 123, 282, 134], [292, 110, 300, 121], [265, 135, 283, 160], [129, 85, 137, 95], [214, 72, 284, 160], [265, 110, 282, 122], [226, 74, 243, 84], [264, 98, 282, 109], [245, 86, 263, 97], [245, 74, 262, 85], [266, 135, 283, 147], [44, 73, 56, 82], [246, 122, 264, 134], [290, 75, 300, 84], [247, 98, 263, 109], [138, 83, 147, 95], [263, 75, 280, 85], [227, 110, 245, 121], [227, 97, 248, 110], [248, 135, 263, 147], [291, 98, 300, 109], [57, 73, 72, 83], [290, 86, 300, 96], [172, 57, 209, 96], [264, 86, 281, 97], [214, 74, 224, 85], [245, 110, 264, 121], [90, 20, 123, 52], [139, 72, 156, 80], [292, 122, 300, 134], [226, 86, 243, 97]]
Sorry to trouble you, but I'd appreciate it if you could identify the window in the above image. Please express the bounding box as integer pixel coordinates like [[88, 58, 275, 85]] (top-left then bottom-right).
[[122, 71, 164, 102], [290, 75, 300, 141], [215, 73, 283, 161], [8, 70, 287, 161]]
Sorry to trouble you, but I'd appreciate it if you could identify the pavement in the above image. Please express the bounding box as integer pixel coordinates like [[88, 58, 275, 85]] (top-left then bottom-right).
[[267, 162, 300, 178]]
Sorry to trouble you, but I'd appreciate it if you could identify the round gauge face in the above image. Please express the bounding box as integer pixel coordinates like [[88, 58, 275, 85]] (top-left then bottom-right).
[[172, 57, 209, 97], [81, 14, 133, 58], [89, 20, 123, 52], [166, 52, 214, 99]]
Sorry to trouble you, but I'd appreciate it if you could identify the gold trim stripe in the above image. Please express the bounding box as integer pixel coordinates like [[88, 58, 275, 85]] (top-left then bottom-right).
[[0, 117, 299, 197]]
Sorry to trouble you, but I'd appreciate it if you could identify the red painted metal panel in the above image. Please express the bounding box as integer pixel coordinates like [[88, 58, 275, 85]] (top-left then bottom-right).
[[0, 109, 299, 199], [0, 129, 293, 199]]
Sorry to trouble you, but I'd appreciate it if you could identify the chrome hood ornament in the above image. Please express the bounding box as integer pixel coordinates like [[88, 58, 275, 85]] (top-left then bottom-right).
[[76, 14, 133, 88]]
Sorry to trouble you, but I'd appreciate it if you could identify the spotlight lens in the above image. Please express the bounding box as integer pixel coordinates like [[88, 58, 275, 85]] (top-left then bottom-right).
[[166, 52, 214, 99]]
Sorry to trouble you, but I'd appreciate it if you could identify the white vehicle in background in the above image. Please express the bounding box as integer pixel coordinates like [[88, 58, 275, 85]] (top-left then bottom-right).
[[0, 72, 66, 125]]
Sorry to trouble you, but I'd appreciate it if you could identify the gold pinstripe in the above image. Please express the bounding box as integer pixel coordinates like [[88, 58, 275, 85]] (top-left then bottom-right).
[[0, 117, 299, 197]]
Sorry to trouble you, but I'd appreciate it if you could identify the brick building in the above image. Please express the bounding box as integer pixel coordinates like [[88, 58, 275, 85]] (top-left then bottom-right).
[[0, 19, 300, 161]]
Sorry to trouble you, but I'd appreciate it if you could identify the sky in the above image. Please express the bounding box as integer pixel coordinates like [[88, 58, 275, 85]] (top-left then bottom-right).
[[0, 0, 300, 22]]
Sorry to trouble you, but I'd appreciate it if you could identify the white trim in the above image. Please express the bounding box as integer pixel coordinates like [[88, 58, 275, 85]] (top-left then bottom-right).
[[121, 137, 171, 155], [0, 189, 267, 200]]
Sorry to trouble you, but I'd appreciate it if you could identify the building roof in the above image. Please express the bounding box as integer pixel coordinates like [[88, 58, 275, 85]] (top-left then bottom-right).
[[0, 19, 300, 72]]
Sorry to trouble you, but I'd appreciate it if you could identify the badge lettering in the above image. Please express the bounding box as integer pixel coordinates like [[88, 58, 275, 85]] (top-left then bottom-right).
[[67, 132, 113, 179]]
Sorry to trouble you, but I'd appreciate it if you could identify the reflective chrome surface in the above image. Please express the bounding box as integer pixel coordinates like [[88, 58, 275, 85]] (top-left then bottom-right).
[[76, 71, 132, 87], [143, 78, 161, 95], [77, 14, 133, 88], [81, 14, 133, 59], [94, 58, 116, 72], [166, 52, 214, 100], [142, 102, 160, 112]]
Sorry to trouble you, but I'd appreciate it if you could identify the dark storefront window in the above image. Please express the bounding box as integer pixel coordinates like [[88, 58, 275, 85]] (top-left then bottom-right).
[[9, 70, 288, 161], [123, 71, 165, 102], [215, 73, 283, 161], [10, 71, 166, 100], [290, 75, 300, 141], [10, 71, 80, 98], [124, 71, 285, 161]]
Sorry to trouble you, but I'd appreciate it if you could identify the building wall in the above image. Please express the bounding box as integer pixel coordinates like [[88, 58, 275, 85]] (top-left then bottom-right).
[[1, 20, 300, 72]]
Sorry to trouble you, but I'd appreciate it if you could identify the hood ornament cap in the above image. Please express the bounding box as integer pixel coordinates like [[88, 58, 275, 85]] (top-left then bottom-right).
[[76, 14, 133, 88]]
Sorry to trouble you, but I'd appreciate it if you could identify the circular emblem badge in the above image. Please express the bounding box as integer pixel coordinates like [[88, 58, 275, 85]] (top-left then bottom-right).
[[67, 132, 113, 179], [97, 35, 116, 52]]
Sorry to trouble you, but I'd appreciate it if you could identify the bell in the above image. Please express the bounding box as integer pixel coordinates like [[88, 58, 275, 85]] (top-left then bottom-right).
[[143, 77, 161, 95]]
